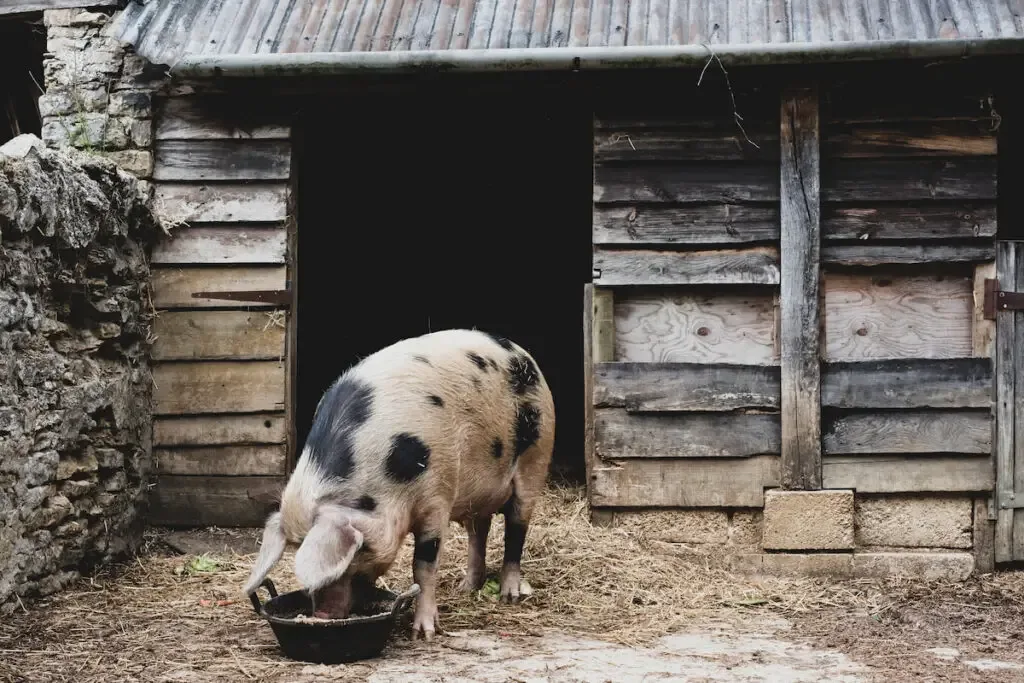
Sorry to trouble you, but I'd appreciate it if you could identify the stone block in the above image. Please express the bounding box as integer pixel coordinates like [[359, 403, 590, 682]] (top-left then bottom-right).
[[732, 553, 854, 578], [729, 510, 762, 547], [612, 509, 728, 544], [857, 496, 973, 549], [22, 451, 58, 486], [129, 119, 152, 148], [57, 451, 98, 480], [104, 150, 153, 178], [763, 490, 855, 550], [108, 91, 152, 118], [38, 87, 108, 118], [852, 552, 974, 581], [41, 114, 130, 150]]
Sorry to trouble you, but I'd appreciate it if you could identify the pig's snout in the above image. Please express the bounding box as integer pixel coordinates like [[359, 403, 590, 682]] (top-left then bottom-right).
[[312, 579, 353, 619]]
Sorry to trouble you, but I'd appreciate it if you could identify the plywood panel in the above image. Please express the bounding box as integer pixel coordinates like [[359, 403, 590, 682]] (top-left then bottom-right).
[[594, 362, 781, 411], [825, 272, 973, 361], [152, 226, 287, 264], [152, 310, 286, 360], [153, 414, 288, 446], [155, 445, 287, 476], [153, 361, 286, 415], [614, 291, 776, 364], [822, 456, 993, 493], [149, 475, 283, 527], [595, 409, 780, 458], [151, 266, 287, 309], [823, 411, 991, 455], [153, 183, 288, 224], [594, 247, 780, 286]]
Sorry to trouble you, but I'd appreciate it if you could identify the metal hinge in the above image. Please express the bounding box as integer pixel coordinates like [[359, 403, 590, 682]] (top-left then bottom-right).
[[982, 278, 1024, 319], [192, 289, 292, 306]]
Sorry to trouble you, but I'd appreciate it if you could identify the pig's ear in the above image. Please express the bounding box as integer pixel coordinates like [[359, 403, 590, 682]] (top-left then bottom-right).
[[243, 511, 287, 596], [294, 504, 364, 593]]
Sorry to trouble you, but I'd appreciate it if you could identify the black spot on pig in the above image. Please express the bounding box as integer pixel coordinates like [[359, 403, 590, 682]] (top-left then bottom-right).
[[484, 332, 515, 352], [491, 437, 504, 459], [413, 355, 431, 366], [508, 354, 540, 395], [427, 394, 444, 408], [413, 537, 440, 565], [386, 433, 431, 482], [306, 376, 374, 479], [467, 352, 489, 371], [513, 403, 541, 460], [356, 495, 377, 511], [488, 358, 499, 371]]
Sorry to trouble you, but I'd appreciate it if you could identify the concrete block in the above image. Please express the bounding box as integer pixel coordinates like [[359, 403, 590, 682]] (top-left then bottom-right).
[[733, 553, 854, 578], [852, 552, 974, 581], [729, 510, 762, 547], [856, 496, 972, 549], [612, 509, 728, 544], [763, 490, 854, 550]]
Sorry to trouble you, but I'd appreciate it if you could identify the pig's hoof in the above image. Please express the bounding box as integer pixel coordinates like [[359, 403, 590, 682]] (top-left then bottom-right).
[[412, 606, 439, 641], [459, 574, 485, 593]]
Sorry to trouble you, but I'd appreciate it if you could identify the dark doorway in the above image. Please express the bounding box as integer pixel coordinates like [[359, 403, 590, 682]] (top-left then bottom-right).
[[296, 77, 593, 483]]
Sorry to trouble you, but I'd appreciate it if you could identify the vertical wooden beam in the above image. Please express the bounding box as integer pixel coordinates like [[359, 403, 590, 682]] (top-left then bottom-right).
[[779, 85, 822, 490], [593, 287, 615, 363], [994, 241, 1016, 563], [585, 284, 614, 526], [285, 126, 299, 474], [1014, 242, 1024, 559], [974, 497, 996, 574], [973, 262, 997, 357]]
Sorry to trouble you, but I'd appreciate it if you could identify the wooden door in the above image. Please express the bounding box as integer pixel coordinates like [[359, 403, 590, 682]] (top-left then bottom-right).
[[995, 240, 1024, 562]]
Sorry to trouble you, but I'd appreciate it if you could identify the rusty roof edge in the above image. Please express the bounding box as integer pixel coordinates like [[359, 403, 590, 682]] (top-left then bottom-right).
[[165, 37, 1024, 78]]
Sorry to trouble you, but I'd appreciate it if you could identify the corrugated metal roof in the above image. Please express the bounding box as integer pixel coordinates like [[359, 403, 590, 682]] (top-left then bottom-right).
[[111, 0, 1024, 69]]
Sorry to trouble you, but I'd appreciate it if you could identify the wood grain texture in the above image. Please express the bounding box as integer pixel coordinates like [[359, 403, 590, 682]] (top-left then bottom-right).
[[152, 226, 287, 264], [825, 122, 997, 158], [593, 164, 778, 203], [823, 411, 992, 455], [994, 243, 1016, 562], [779, 84, 822, 490], [595, 409, 780, 458], [822, 243, 995, 266], [151, 266, 287, 309], [155, 96, 291, 140], [1014, 242, 1024, 560], [973, 262, 997, 358], [153, 140, 292, 181], [594, 362, 781, 411], [152, 310, 286, 361], [594, 247, 780, 286], [593, 204, 779, 245], [593, 287, 615, 363], [822, 158, 997, 202], [822, 204, 996, 241], [153, 183, 288, 224], [153, 414, 288, 447], [590, 455, 780, 507], [614, 291, 776, 364], [155, 445, 287, 476], [975, 497, 996, 574], [153, 361, 286, 415], [149, 475, 283, 527], [593, 130, 778, 162], [824, 272, 973, 361], [583, 284, 597, 492], [822, 456, 993, 493], [821, 358, 992, 409]]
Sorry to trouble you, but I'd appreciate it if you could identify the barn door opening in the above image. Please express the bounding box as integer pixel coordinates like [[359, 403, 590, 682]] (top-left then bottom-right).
[[994, 241, 1024, 563]]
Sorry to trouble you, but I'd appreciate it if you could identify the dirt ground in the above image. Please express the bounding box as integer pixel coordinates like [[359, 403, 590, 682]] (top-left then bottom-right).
[[2, 486, 1024, 683]]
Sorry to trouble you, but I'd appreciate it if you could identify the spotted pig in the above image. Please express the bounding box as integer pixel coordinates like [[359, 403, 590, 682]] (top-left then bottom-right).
[[243, 329, 555, 640]]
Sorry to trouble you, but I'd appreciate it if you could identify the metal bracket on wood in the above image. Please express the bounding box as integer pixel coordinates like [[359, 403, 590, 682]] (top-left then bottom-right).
[[192, 289, 292, 306], [982, 278, 1024, 319], [998, 491, 1024, 509]]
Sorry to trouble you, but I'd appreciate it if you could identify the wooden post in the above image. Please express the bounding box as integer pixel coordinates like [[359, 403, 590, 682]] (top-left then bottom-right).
[[994, 242, 1016, 563], [779, 85, 822, 490], [587, 285, 616, 526]]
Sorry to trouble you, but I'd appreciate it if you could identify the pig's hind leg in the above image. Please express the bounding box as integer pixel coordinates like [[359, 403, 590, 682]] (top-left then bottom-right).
[[498, 492, 531, 603], [411, 508, 448, 640]]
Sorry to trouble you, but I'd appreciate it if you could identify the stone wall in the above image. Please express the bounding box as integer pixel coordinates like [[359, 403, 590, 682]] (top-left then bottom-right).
[[0, 134, 162, 614]]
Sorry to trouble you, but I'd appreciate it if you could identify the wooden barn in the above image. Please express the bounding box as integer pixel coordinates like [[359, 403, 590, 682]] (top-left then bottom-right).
[[33, 0, 1024, 576]]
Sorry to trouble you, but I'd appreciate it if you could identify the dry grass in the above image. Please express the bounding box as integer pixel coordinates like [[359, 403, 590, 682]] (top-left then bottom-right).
[[2, 483, 1024, 682]]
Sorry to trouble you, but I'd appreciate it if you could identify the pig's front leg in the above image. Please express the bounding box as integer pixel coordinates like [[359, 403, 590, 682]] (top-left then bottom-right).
[[459, 514, 491, 593], [411, 516, 446, 640]]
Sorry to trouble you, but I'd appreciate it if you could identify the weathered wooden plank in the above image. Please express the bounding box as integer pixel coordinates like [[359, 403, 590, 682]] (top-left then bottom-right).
[[823, 411, 991, 455], [152, 226, 288, 265], [152, 310, 286, 361], [825, 122, 997, 158], [155, 445, 287, 476], [593, 204, 779, 245], [974, 497, 996, 574], [1014, 242, 1024, 560], [583, 284, 597, 491], [595, 409, 780, 458], [593, 130, 778, 162], [149, 475, 283, 527], [994, 242, 1016, 562], [593, 287, 615, 363], [153, 361, 286, 415], [822, 243, 996, 266], [824, 272, 973, 361], [973, 262, 996, 358], [779, 84, 822, 491], [153, 183, 288, 224], [821, 358, 993, 409], [0, 0, 119, 16], [591, 455, 780, 507], [153, 140, 292, 181], [822, 158, 997, 202], [153, 414, 288, 447], [593, 164, 778, 204], [593, 247, 780, 286], [822, 456, 993, 493], [615, 291, 776, 364], [155, 96, 292, 140], [594, 362, 781, 411], [151, 266, 287, 309], [822, 204, 996, 241]]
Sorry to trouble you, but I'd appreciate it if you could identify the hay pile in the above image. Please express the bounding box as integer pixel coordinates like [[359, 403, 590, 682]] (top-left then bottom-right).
[[2, 483, 1024, 682]]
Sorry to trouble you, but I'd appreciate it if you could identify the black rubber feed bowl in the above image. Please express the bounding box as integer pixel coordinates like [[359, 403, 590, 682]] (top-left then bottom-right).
[[249, 579, 420, 664]]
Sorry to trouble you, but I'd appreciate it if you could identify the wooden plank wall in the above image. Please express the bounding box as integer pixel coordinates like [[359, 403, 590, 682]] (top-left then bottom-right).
[[590, 87, 783, 510], [818, 77, 997, 496], [148, 95, 292, 527]]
